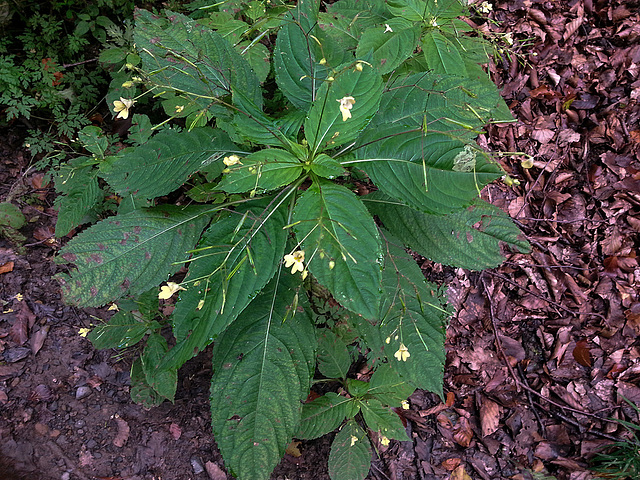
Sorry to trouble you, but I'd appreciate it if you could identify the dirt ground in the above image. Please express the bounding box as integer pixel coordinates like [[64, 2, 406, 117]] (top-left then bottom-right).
[[1, 0, 639, 479]]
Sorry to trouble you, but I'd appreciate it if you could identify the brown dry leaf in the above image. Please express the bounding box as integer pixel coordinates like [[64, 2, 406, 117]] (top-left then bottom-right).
[[572, 340, 592, 368], [205, 461, 227, 480], [169, 422, 182, 440], [449, 464, 472, 480], [30, 325, 49, 355], [0, 261, 14, 274], [113, 415, 130, 447], [285, 440, 302, 457], [479, 397, 502, 437], [452, 417, 473, 448], [441, 457, 461, 471]]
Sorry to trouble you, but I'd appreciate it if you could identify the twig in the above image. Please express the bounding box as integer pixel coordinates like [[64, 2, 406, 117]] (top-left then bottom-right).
[[532, 402, 627, 443], [480, 274, 521, 393], [516, 363, 545, 432], [486, 270, 606, 320], [61, 58, 98, 69]]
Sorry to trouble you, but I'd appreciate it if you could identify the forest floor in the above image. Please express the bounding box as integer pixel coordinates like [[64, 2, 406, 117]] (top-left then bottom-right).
[[1, 0, 639, 479]]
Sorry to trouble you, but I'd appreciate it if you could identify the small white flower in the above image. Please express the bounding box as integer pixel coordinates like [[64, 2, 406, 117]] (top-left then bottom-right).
[[284, 250, 305, 275], [337, 96, 356, 122], [394, 343, 410, 362], [158, 282, 186, 300], [113, 97, 136, 119], [384, 24, 393, 33], [223, 155, 242, 166]]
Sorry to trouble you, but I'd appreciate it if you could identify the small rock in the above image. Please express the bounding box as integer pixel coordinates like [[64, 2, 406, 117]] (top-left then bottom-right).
[[61, 472, 70, 480], [191, 456, 204, 475], [75, 419, 86, 428], [76, 386, 92, 400], [205, 461, 227, 480]]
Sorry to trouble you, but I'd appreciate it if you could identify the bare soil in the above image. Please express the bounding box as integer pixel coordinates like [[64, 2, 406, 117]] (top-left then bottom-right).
[[1, 0, 639, 479]]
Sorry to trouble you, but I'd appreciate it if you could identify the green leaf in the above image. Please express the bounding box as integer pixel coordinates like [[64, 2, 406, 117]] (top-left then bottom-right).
[[368, 363, 415, 407], [273, 0, 326, 111], [360, 398, 409, 441], [78, 126, 109, 158], [328, 420, 372, 480], [327, 0, 390, 36], [421, 30, 466, 76], [134, 9, 262, 107], [141, 333, 177, 402], [55, 205, 213, 307], [237, 41, 270, 84], [386, 0, 428, 21], [130, 357, 164, 408], [87, 311, 152, 349], [305, 63, 383, 154], [159, 198, 289, 371], [293, 181, 382, 320], [54, 176, 103, 237], [308, 154, 347, 179], [367, 193, 530, 270], [317, 330, 351, 379], [355, 18, 420, 75], [218, 149, 303, 194], [354, 232, 448, 394], [102, 128, 241, 200], [297, 392, 352, 440], [0, 203, 25, 229], [210, 274, 317, 480]]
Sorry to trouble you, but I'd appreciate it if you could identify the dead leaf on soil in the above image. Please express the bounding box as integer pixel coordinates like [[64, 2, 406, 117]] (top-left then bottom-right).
[[572, 339, 592, 368], [205, 461, 227, 480], [112, 415, 130, 447], [30, 325, 49, 355], [479, 397, 502, 437], [285, 440, 302, 457], [0, 261, 14, 274], [449, 464, 472, 480], [169, 422, 182, 440]]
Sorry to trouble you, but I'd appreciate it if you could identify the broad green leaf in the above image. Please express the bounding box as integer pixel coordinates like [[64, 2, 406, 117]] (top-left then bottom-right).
[[353, 232, 448, 395], [210, 274, 317, 480], [327, 0, 391, 36], [386, 0, 428, 20], [102, 128, 241, 200], [0, 203, 25, 229], [367, 193, 530, 270], [317, 330, 351, 379], [87, 311, 154, 350], [141, 333, 177, 402], [305, 63, 383, 154], [354, 133, 501, 214], [368, 363, 415, 407], [55, 205, 213, 307], [54, 176, 103, 237], [237, 40, 270, 83], [218, 149, 303, 194], [355, 18, 420, 75], [130, 357, 164, 408], [78, 126, 109, 158], [229, 90, 292, 147], [308, 154, 347, 179], [347, 379, 370, 397], [297, 392, 352, 440], [360, 398, 409, 441], [293, 181, 382, 320], [134, 9, 262, 107], [273, 0, 327, 110], [422, 30, 466, 76], [158, 198, 289, 371], [328, 420, 371, 480]]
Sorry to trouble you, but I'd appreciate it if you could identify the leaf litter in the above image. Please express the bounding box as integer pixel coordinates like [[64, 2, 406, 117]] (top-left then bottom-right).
[[1, 0, 639, 479]]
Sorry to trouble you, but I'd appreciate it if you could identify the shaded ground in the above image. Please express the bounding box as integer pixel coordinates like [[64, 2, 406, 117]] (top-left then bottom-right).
[[1, 0, 639, 479]]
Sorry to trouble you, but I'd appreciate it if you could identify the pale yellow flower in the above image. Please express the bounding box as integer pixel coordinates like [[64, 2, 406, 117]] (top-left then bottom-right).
[[355, 62, 363, 71], [113, 97, 136, 119], [284, 250, 305, 274], [78, 328, 90, 338], [350, 435, 358, 446], [380, 435, 390, 446], [401, 400, 410, 410], [158, 282, 186, 300], [394, 343, 410, 362], [337, 96, 355, 122], [223, 154, 242, 166]]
